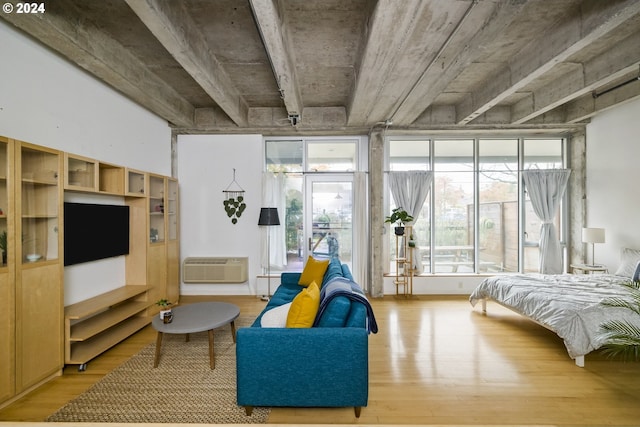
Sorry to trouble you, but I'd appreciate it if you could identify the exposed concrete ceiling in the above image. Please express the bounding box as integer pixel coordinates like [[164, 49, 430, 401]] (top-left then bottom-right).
[[3, 0, 640, 135]]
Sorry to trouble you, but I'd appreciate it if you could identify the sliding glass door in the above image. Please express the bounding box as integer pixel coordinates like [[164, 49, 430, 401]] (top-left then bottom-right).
[[305, 176, 353, 268]]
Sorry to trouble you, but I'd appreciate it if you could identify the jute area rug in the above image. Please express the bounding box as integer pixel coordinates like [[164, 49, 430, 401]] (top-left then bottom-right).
[[47, 316, 269, 424]]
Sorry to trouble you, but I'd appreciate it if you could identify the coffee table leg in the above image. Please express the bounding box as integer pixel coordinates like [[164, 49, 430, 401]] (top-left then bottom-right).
[[154, 332, 163, 368], [230, 320, 237, 343], [208, 329, 215, 369]]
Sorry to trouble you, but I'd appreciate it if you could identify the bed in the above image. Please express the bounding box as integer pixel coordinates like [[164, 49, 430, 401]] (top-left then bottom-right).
[[469, 272, 640, 367]]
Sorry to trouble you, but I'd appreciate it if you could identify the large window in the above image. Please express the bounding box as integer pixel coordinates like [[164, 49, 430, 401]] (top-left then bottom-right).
[[387, 137, 567, 274]]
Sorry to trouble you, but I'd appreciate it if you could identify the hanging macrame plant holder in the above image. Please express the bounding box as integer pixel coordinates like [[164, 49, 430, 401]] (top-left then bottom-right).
[[222, 169, 246, 224]]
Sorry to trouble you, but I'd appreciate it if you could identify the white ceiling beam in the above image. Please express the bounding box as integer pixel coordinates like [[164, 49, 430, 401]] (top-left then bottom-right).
[[249, 0, 302, 119], [457, 0, 640, 125], [1, 3, 195, 127], [125, 0, 249, 127]]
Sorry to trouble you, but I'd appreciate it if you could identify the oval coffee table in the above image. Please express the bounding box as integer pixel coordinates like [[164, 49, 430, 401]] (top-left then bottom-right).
[[151, 301, 240, 369]]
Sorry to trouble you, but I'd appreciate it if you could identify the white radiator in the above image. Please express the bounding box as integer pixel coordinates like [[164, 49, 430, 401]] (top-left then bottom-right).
[[182, 257, 248, 283]]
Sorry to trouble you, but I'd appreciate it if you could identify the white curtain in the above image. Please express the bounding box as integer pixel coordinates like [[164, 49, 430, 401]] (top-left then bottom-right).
[[522, 169, 571, 274], [261, 172, 286, 269], [353, 172, 368, 290], [388, 171, 434, 274]]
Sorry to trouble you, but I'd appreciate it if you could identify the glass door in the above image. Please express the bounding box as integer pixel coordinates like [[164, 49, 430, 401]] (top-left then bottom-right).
[[304, 176, 353, 268]]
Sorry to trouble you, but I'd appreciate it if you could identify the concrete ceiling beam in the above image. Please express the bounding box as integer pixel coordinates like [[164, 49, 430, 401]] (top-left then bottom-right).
[[249, 0, 303, 120], [346, 0, 429, 126], [0, 1, 195, 128], [566, 79, 640, 123], [125, 0, 249, 127], [390, 0, 528, 127], [457, 0, 640, 125], [512, 30, 640, 124]]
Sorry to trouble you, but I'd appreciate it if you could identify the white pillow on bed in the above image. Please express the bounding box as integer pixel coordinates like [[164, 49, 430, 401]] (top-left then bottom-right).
[[614, 247, 640, 278], [260, 302, 292, 328]]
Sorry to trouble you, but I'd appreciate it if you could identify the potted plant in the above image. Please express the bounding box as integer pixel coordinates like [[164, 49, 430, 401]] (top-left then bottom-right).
[[156, 298, 173, 323], [0, 230, 6, 265], [598, 280, 640, 360], [384, 207, 414, 236]]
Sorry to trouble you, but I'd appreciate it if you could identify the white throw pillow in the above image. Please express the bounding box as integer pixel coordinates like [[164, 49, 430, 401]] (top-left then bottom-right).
[[615, 247, 640, 278], [260, 302, 292, 328]]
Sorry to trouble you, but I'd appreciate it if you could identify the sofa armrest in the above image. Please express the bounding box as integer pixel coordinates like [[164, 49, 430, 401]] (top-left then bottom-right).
[[236, 327, 368, 409], [281, 272, 301, 285]]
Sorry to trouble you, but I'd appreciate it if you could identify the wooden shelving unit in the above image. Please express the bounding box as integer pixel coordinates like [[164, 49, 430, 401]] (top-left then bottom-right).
[[394, 225, 413, 296], [125, 168, 146, 197], [0, 134, 181, 405], [64, 153, 97, 192], [64, 285, 152, 370], [98, 162, 125, 195]]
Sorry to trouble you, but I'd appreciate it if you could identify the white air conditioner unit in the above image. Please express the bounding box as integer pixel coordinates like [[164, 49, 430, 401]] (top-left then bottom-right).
[[182, 257, 248, 283]]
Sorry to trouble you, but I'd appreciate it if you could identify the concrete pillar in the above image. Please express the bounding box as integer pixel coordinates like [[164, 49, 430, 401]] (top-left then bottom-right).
[[369, 129, 385, 297], [568, 130, 586, 267]]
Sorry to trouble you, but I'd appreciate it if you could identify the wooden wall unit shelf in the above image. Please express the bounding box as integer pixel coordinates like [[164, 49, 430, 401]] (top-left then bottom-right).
[[98, 162, 125, 195], [0, 134, 180, 406], [64, 285, 152, 370], [64, 154, 126, 195], [125, 168, 146, 197]]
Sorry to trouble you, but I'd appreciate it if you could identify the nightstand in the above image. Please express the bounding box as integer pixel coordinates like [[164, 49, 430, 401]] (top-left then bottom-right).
[[570, 264, 608, 274]]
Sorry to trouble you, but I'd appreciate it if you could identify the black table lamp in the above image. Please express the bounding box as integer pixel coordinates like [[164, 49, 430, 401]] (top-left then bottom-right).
[[258, 208, 280, 301]]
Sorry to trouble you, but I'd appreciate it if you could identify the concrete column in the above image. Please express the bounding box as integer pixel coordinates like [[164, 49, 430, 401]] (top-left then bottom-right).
[[568, 130, 586, 267], [369, 129, 385, 297]]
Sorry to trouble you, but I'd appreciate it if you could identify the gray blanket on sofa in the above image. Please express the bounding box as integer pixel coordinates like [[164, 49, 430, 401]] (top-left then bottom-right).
[[314, 276, 378, 334]]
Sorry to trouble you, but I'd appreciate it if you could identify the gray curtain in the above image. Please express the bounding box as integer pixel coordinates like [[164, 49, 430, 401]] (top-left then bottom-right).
[[522, 169, 571, 274], [388, 171, 434, 273]]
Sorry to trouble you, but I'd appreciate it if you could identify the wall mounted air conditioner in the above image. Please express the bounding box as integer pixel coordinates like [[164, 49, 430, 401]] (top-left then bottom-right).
[[182, 257, 248, 283]]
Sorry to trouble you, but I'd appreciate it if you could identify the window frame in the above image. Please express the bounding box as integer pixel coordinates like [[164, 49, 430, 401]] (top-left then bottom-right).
[[385, 135, 568, 274]]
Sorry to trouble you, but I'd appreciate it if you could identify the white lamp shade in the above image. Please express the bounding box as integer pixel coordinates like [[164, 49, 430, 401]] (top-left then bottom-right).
[[582, 227, 605, 244]]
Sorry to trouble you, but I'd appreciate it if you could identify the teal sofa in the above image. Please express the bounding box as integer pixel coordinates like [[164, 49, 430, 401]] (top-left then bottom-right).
[[236, 258, 374, 417]]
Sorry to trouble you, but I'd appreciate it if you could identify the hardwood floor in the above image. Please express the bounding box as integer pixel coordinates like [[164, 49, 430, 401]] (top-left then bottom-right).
[[1, 294, 639, 426]]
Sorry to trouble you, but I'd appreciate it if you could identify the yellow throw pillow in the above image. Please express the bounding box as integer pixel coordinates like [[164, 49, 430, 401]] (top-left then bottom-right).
[[298, 256, 330, 287], [286, 281, 320, 328]]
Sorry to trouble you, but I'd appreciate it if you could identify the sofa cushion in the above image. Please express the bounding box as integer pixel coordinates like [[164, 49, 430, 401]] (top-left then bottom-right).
[[321, 257, 344, 288], [260, 302, 292, 328], [341, 264, 354, 281], [298, 256, 330, 287], [286, 281, 320, 328], [315, 295, 351, 327]]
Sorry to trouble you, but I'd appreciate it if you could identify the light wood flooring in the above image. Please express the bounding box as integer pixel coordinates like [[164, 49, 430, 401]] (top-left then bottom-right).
[[1, 294, 640, 426]]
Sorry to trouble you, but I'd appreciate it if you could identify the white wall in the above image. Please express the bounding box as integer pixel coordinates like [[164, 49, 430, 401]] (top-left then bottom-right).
[[585, 97, 640, 272], [177, 134, 264, 295], [0, 21, 171, 305]]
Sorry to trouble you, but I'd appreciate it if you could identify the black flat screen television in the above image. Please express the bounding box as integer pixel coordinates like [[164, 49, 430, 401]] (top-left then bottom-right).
[[64, 202, 130, 266]]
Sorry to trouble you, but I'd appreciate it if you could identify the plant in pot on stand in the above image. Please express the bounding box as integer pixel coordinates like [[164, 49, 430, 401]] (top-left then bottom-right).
[[384, 207, 414, 236], [156, 298, 173, 323]]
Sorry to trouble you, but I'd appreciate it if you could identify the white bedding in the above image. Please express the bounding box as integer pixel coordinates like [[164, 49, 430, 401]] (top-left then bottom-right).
[[469, 273, 640, 361]]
